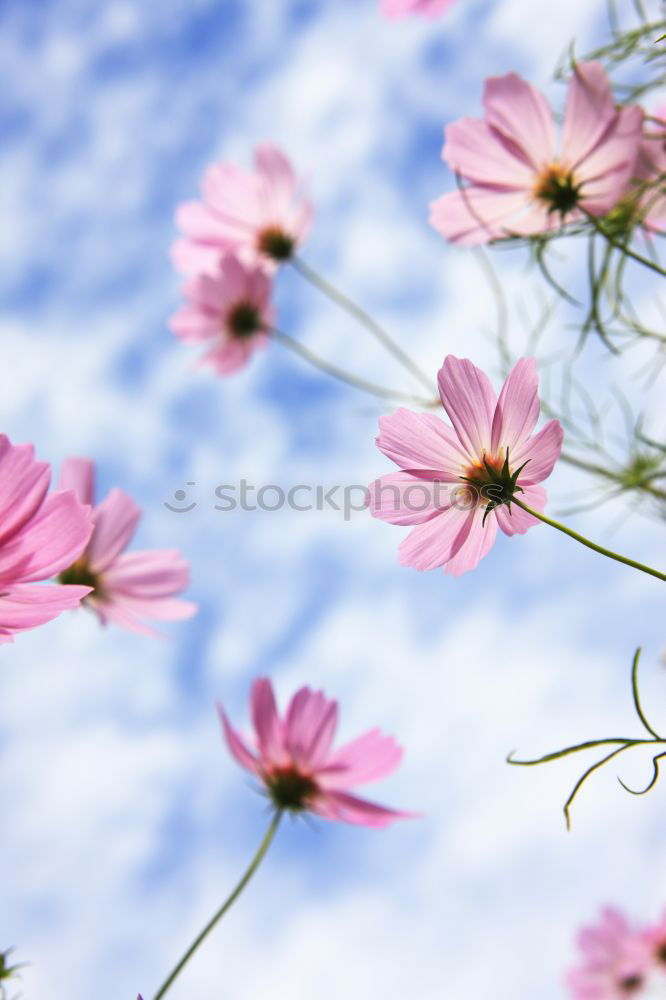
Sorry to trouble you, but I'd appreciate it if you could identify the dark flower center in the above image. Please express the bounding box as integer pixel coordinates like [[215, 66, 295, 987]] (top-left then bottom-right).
[[256, 226, 295, 262], [227, 301, 263, 338], [535, 165, 581, 216], [461, 450, 529, 525], [656, 941, 666, 963], [265, 766, 319, 811], [617, 974, 643, 993], [58, 559, 100, 597]]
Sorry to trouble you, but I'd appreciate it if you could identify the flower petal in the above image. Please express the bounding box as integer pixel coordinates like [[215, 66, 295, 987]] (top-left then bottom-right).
[[0, 491, 92, 584], [58, 457, 95, 506], [483, 72, 555, 172], [443, 505, 498, 576], [511, 418, 563, 485], [367, 472, 451, 526], [375, 408, 468, 475], [429, 187, 532, 245], [490, 357, 540, 454], [437, 355, 496, 461], [87, 489, 142, 574], [251, 678, 285, 765], [0, 438, 51, 546], [284, 687, 339, 770], [217, 704, 260, 774], [398, 504, 476, 571], [103, 549, 191, 598], [318, 728, 403, 788], [577, 104, 644, 215], [0, 583, 91, 635], [561, 61, 618, 169], [443, 116, 534, 189], [312, 790, 415, 828]]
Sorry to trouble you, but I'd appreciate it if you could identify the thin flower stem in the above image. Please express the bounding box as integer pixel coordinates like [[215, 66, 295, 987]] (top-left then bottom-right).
[[290, 255, 435, 392], [580, 209, 666, 278], [270, 328, 434, 406], [630, 647, 662, 738], [151, 811, 282, 1000], [510, 496, 666, 581]]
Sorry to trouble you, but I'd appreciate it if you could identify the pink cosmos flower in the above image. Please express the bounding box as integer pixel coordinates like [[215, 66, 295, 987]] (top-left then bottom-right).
[[169, 253, 274, 376], [633, 108, 666, 234], [56, 457, 196, 636], [0, 435, 93, 644], [567, 908, 652, 998], [219, 678, 414, 828], [641, 910, 666, 974], [367, 356, 563, 576], [380, 0, 455, 18], [430, 61, 644, 245], [172, 144, 312, 275]]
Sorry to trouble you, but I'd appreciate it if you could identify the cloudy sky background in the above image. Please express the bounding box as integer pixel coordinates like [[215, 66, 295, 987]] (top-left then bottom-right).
[[1, 0, 665, 997]]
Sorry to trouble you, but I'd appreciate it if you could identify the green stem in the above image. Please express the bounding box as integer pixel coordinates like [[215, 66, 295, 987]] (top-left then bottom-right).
[[151, 811, 282, 1000], [511, 496, 666, 581], [581, 209, 666, 278], [270, 328, 433, 406], [291, 256, 435, 393]]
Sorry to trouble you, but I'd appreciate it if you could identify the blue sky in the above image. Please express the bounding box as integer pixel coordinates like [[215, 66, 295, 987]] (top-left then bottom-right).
[[1, 0, 665, 998]]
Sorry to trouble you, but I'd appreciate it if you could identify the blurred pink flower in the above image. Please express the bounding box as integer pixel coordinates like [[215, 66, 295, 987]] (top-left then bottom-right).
[[0, 435, 93, 644], [567, 908, 652, 998], [640, 909, 666, 971], [172, 143, 312, 274], [219, 678, 414, 828], [169, 253, 274, 376], [57, 458, 196, 636], [367, 356, 563, 576], [633, 107, 666, 234], [380, 0, 455, 18], [430, 61, 644, 245]]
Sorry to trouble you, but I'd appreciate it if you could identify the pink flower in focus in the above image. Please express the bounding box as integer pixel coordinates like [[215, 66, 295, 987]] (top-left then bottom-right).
[[219, 678, 414, 828], [380, 0, 455, 18], [430, 61, 644, 245], [57, 458, 197, 636], [169, 253, 274, 376], [567, 908, 652, 998], [173, 144, 312, 274], [0, 435, 93, 644], [367, 356, 563, 576]]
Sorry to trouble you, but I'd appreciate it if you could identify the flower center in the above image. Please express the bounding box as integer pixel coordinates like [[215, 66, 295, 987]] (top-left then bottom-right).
[[265, 766, 319, 811], [534, 163, 581, 216], [461, 450, 528, 523], [256, 226, 295, 262], [657, 942, 666, 964], [58, 559, 101, 597], [618, 974, 643, 994], [226, 301, 263, 338]]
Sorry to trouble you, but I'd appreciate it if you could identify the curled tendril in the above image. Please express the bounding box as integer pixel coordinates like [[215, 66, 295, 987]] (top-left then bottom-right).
[[508, 648, 666, 828]]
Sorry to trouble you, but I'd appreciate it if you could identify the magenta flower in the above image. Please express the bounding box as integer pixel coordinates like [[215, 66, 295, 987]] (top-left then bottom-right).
[[172, 143, 312, 274], [169, 253, 274, 376], [57, 458, 196, 636], [367, 356, 563, 576], [0, 435, 92, 644], [567, 908, 652, 998], [219, 678, 414, 828], [380, 0, 455, 18], [430, 61, 644, 245]]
